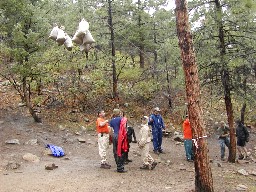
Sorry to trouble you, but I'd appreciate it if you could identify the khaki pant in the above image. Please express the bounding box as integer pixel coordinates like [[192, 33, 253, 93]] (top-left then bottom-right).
[[98, 133, 109, 164], [141, 142, 154, 166]]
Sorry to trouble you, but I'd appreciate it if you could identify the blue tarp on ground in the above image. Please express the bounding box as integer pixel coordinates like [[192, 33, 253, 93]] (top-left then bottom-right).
[[46, 144, 65, 157]]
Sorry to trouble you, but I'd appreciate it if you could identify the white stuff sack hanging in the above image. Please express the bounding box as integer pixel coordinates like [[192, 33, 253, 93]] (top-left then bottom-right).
[[76, 18, 89, 39], [82, 30, 95, 45], [56, 28, 66, 45], [49, 26, 59, 40], [72, 30, 83, 45], [64, 35, 73, 51]]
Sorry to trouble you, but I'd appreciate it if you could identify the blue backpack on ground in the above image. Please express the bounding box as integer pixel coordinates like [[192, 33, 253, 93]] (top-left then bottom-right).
[[46, 144, 65, 157]]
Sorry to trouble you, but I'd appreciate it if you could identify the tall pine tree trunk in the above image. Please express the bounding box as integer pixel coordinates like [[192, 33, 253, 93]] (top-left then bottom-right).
[[108, 0, 118, 102], [214, 0, 236, 163], [175, 1, 214, 191], [138, 0, 145, 68]]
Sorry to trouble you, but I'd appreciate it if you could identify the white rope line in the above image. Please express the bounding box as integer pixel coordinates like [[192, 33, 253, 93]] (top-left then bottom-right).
[[192, 135, 207, 149]]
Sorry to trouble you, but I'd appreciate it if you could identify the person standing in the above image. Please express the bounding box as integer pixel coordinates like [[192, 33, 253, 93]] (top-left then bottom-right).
[[138, 116, 157, 170], [148, 107, 165, 154], [109, 109, 128, 173], [124, 126, 137, 164], [183, 115, 194, 162], [236, 119, 250, 160], [96, 110, 111, 169], [217, 121, 230, 161]]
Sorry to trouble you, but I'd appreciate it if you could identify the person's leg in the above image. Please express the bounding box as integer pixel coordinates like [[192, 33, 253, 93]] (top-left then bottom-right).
[[158, 129, 163, 152], [117, 151, 126, 172], [112, 135, 118, 164], [184, 139, 190, 160], [98, 134, 107, 163], [132, 128, 137, 142], [237, 138, 245, 159], [100, 134, 111, 168], [242, 147, 248, 157], [152, 129, 159, 152], [185, 139, 193, 160], [240, 139, 249, 158], [218, 139, 225, 159], [140, 144, 149, 169], [225, 137, 230, 148], [140, 143, 155, 170]]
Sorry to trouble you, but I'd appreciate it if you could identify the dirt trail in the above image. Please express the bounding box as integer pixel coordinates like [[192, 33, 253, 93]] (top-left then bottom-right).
[[0, 109, 256, 192]]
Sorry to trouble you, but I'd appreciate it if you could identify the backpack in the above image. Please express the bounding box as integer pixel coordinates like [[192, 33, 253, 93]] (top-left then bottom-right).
[[243, 125, 250, 142]]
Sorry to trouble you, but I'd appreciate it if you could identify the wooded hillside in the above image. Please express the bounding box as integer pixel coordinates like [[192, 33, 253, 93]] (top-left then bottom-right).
[[0, 0, 255, 127]]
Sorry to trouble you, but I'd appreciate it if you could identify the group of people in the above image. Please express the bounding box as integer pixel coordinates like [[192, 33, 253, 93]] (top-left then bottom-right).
[[181, 117, 251, 162], [217, 120, 250, 160], [95, 107, 165, 173], [96, 106, 250, 173]]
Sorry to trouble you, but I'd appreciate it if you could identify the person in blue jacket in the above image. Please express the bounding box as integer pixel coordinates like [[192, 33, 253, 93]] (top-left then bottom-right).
[[148, 107, 165, 154]]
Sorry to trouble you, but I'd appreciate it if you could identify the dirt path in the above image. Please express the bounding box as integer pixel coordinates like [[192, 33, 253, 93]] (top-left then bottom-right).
[[0, 109, 256, 192]]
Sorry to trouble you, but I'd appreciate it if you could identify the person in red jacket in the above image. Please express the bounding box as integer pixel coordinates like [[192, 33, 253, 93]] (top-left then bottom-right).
[[183, 115, 194, 162], [109, 109, 128, 173]]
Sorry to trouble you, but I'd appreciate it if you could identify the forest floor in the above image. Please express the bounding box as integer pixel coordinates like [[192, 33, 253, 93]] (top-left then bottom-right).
[[0, 107, 256, 192], [0, 81, 256, 192]]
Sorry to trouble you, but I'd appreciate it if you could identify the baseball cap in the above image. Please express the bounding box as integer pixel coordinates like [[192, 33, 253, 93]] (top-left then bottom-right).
[[154, 107, 161, 112]]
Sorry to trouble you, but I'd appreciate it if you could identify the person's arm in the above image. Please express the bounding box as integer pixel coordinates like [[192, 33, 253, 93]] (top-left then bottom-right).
[[161, 116, 165, 129], [148, 115, 154, 125], [217, 127, 227, 138], [99, 119, 108, 127], [138, 127, 147, 147]]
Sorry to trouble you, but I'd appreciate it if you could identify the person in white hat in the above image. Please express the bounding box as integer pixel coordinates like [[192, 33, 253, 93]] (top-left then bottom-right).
[[148, 107, 165, 154], [138, 116, 157, 170]]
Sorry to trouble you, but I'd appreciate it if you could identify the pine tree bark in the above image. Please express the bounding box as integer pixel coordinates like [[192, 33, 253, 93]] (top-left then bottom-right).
[[108, 0, 118, 101], [175, 1, 214, 191], [138, 0, 145, 68], [214, 0, 236, 163]]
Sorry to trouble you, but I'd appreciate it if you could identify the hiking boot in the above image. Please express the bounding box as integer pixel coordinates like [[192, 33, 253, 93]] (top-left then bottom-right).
[[132, 140, 137, 143], [124, 159, 132, 164], [140, 165, 150, 170], [100, 163, 111, 169], [117, 170, 127, 173], [158, 150, 165, 154], [243, 156, 250, 160], [105, 163, 111, 168], [151, 162, 157, 170], [153, 150, 160, 155], [238, 155, 244, 160]]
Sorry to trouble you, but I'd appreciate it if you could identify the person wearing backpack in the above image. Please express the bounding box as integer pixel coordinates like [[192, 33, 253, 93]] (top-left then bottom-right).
[[235, 119, 250, 160], [124, 126, 137, 164]]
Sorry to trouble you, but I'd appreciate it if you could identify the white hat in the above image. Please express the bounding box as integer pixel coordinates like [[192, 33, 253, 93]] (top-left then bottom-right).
[[143, 116, 149, 120], [154, 107, 161, 112]]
